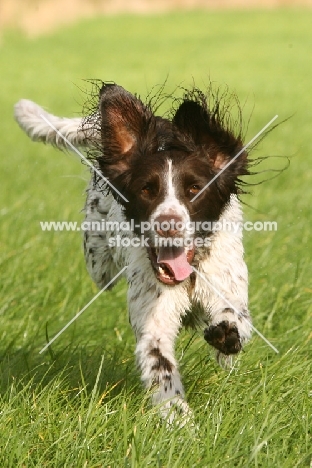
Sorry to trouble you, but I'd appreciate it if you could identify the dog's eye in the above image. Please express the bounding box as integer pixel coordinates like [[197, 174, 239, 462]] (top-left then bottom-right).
[[141, 184, 151, 196], [189, 185, 201, 195]]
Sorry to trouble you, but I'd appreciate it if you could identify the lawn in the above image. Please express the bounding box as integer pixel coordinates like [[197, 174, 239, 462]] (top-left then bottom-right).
[[0, 8, 311, 467]]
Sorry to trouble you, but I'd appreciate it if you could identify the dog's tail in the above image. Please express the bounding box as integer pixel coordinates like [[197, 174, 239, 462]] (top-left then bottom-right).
[[14, 99, 99, 149]]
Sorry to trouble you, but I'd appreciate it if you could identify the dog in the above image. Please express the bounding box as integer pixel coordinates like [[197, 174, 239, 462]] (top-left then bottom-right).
[[14, 82, 252, 422]]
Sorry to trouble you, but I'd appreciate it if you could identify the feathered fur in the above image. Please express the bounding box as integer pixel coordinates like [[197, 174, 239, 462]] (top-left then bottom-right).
[[14, 83, 252, 424]]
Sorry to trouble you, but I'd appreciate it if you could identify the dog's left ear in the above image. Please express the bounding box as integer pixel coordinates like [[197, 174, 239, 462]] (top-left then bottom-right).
[[98, 83, 152, 177], [173, 99, 247, 174]]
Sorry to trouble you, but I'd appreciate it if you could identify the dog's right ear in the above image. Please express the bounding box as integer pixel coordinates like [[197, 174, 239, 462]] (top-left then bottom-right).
[[99, 83, 152, 177]]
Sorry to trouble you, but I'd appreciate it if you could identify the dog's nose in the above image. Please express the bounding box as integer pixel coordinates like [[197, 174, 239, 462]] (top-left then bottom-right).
[[154, 215, 183, 238]]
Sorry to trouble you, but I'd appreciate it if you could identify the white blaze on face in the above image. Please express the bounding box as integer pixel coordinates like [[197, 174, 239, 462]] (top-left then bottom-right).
[[152, 159, 189, 222], [150, 159, 193, 283], [167, 159, 175, 199]]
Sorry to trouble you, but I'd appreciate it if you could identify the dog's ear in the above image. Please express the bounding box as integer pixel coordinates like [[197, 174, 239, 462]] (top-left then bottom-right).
[[99, 83, 152, 176], [173, 99, 247, 174]]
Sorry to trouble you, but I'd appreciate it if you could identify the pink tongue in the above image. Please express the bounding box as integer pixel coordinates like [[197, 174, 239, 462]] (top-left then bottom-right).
[[157, 246, 193, 281]]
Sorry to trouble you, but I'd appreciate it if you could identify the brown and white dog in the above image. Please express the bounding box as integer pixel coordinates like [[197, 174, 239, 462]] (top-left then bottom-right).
[[14, 83, 252, 423]]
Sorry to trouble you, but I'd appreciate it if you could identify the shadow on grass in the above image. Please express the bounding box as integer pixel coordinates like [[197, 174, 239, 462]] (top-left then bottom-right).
[[0, 337, 139, 402]]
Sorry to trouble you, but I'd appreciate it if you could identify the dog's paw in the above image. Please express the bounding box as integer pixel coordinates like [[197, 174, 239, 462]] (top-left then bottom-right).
[[204, 320, 242, 355], [159, 397, 194, 428]]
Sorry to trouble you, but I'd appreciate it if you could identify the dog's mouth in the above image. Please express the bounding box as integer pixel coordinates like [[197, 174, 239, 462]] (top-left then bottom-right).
[[148, 244, 194, 285]]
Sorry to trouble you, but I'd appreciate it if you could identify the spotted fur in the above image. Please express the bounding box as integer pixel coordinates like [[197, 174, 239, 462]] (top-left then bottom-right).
[[14, 83, 252, 424]]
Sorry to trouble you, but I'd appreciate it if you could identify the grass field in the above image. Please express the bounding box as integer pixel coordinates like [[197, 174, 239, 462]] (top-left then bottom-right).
[[0, 8, 311, 467]]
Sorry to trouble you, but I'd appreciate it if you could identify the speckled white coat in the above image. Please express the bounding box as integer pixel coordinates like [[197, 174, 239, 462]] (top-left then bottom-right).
[[14, 99, 252, 423]]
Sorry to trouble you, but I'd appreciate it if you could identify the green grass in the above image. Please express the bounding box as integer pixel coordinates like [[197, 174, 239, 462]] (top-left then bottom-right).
[[0, 8, 311, 467]]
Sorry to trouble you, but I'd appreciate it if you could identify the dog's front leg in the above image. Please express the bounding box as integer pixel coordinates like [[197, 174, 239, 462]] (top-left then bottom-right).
[[194, 197, 252, 366], [127, 267, 191, 423]]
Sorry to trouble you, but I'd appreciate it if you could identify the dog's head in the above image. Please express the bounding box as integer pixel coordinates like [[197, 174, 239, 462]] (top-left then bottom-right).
[[92, 83, 248, 285]]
